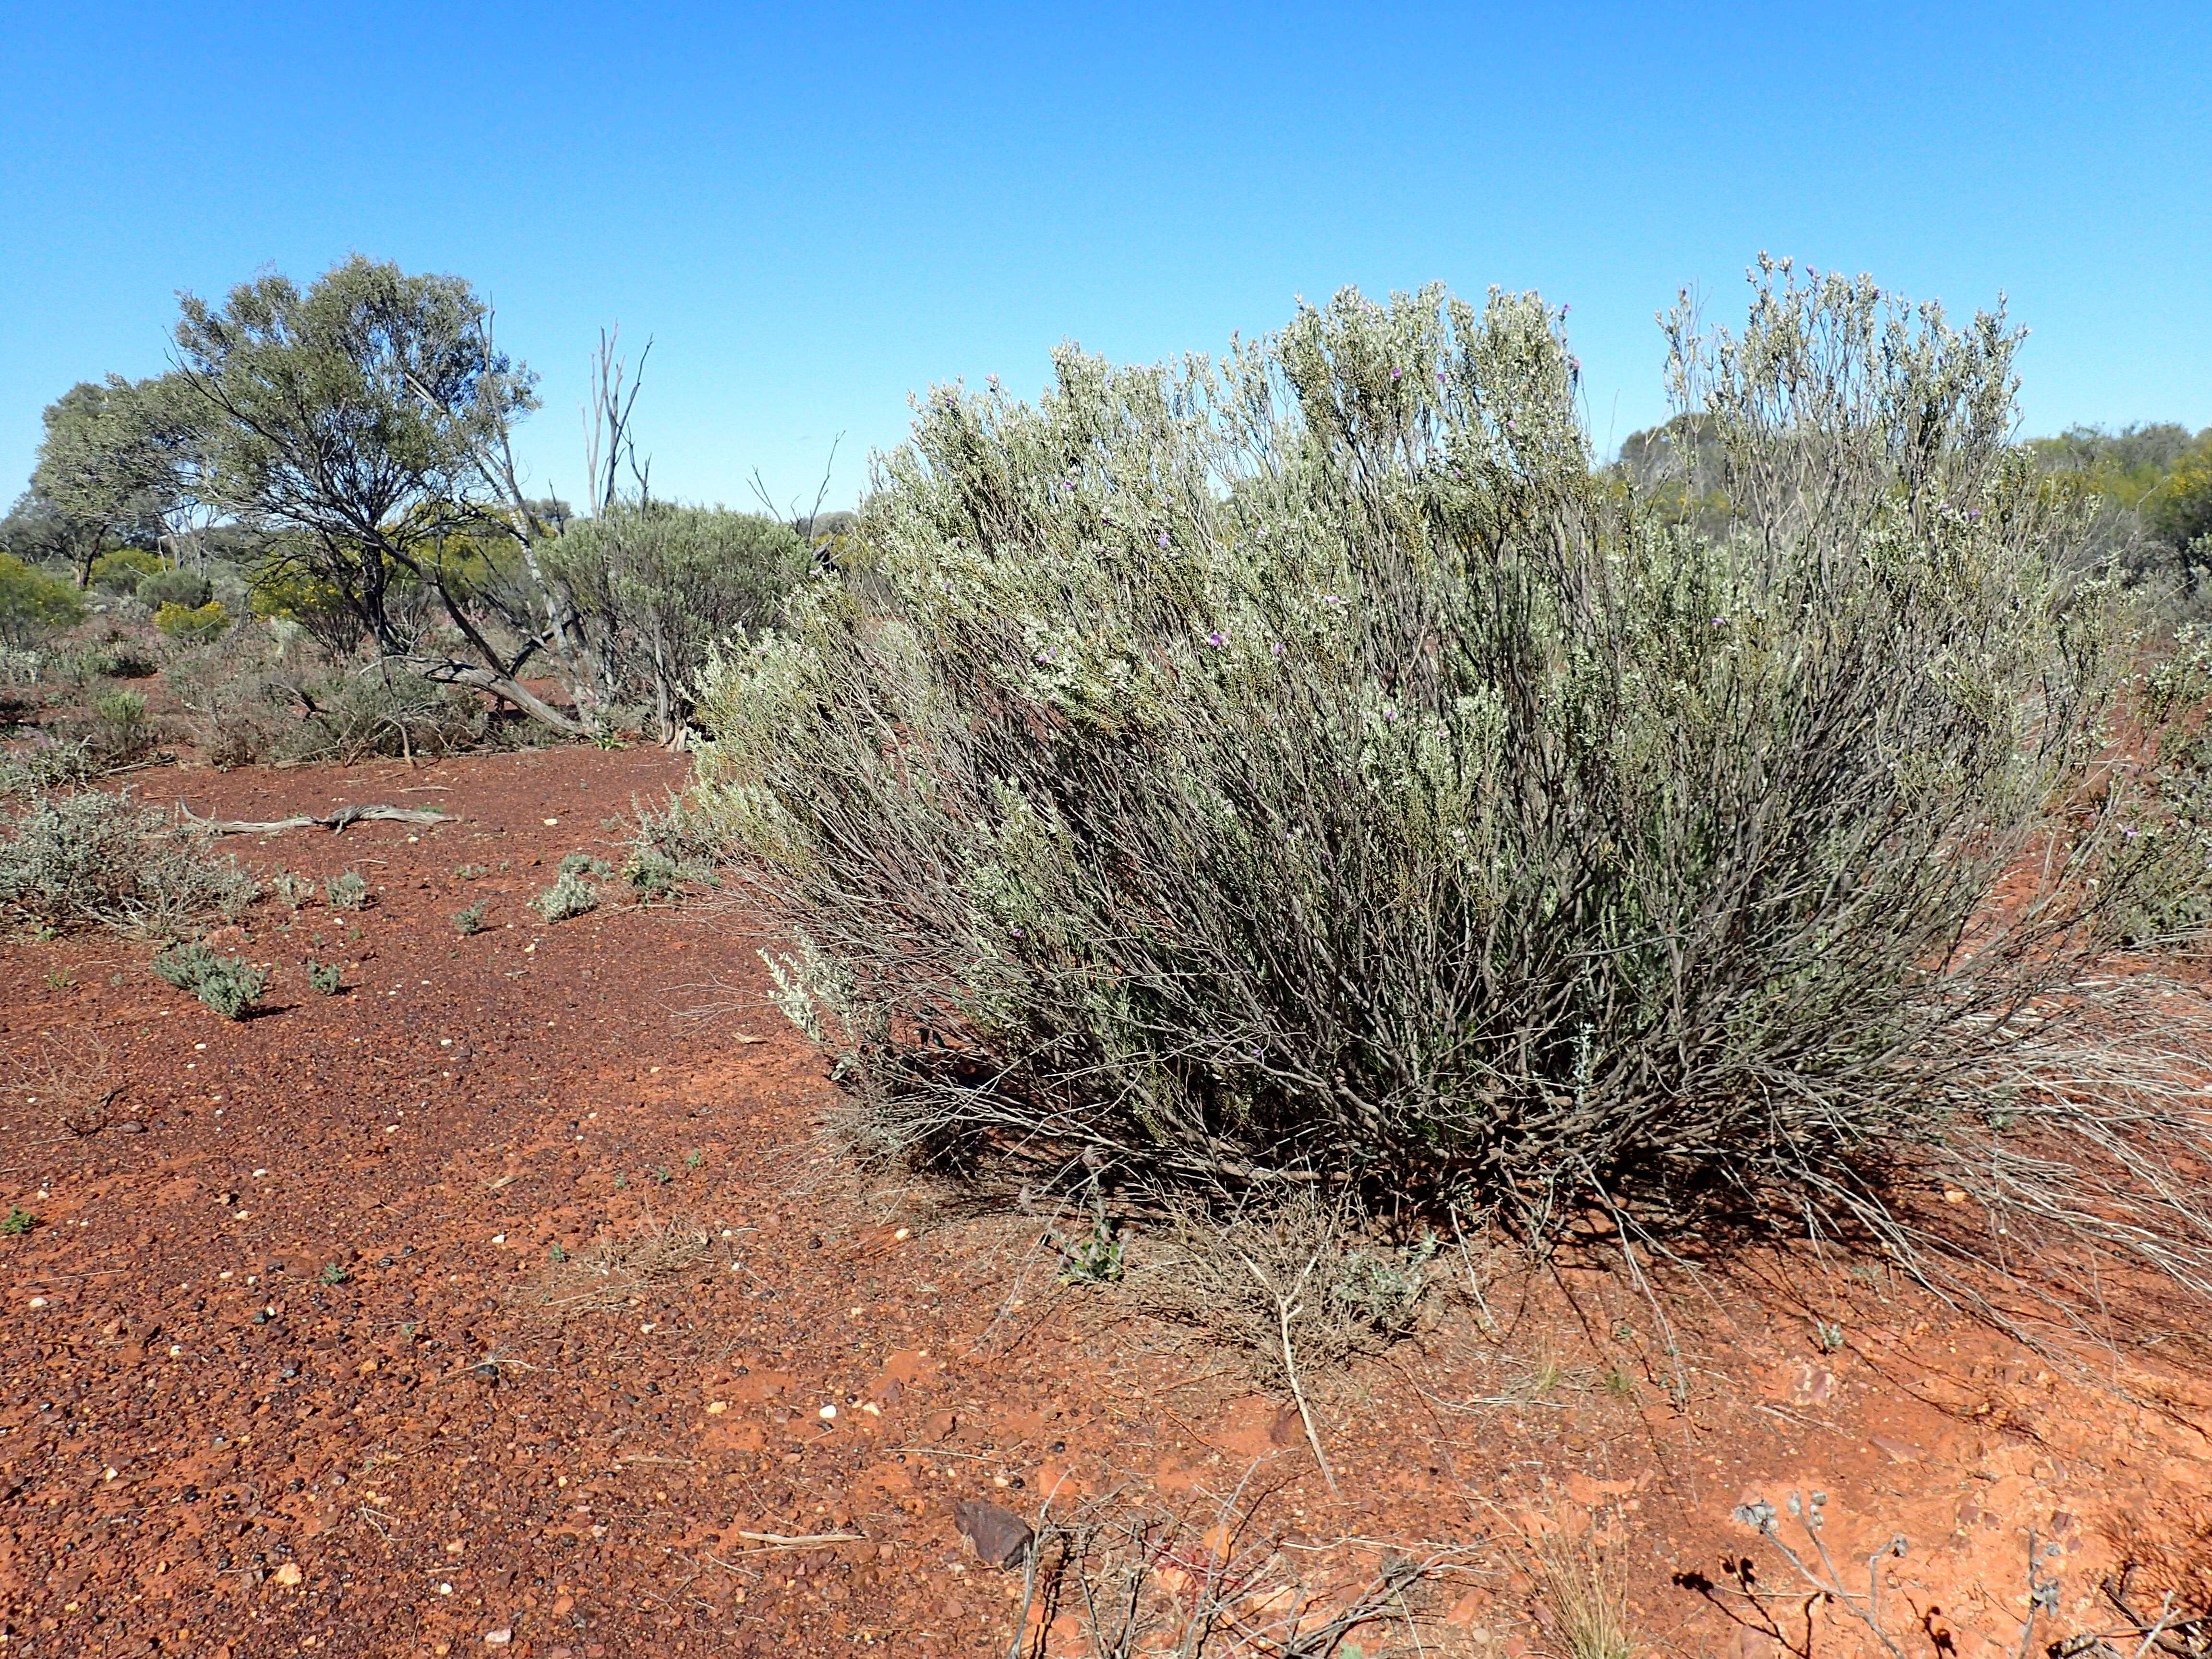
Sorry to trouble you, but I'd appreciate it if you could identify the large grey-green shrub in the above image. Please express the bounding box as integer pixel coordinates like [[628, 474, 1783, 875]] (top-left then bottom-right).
[[687, 263, 2212, 1323], [541, 502, 808, 743]]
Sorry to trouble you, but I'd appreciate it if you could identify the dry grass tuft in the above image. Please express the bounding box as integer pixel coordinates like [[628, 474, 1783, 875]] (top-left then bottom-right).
[[517, 1216, 714, 1318], [5, 1033, 123, 1138], [1529, 1527, 1638, 1659]]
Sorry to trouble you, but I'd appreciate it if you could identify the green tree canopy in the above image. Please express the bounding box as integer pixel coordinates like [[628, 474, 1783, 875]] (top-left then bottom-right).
[[170, 255, 592, 731], [17, 376, 192, 584]]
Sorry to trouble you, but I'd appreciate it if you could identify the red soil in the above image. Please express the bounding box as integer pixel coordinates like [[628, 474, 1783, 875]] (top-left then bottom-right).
[[5, 748, 2212, 1658]]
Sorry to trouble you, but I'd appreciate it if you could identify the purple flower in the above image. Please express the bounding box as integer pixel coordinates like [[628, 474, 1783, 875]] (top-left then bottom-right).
[[1391, 367, 1402, 380], [1271, 641, 1283, 656], [1205, 630, 1227, 648], [1009, 926, 1023, 936], [1322, 594, 1341, 606], [1382, 708, 1396, 721], [1157, 530, 1171, 549]]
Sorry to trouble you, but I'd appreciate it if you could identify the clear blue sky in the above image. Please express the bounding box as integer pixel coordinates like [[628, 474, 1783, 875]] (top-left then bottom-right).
[[2, 1, 2205, 513]]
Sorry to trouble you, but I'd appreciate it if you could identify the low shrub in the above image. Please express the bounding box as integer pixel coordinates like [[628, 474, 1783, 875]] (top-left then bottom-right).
[[323, 871, 368, 910], [151, 942, 266, 1019], [52, 638, 160, 683], [89, 549, 163, 594], [453, 902, 487, 936], [0, 790, 258, 935], [306, 961, 343, 995], [277, 670, 487, 765], [0, 555, 85, 647], [137, 567, 214, 610], [0, 738, 98, 799], [154, 599, 229, 642], [622, 791, 723, 900], [530, 870, 599, 922], [689, 263, 2212, 1335]]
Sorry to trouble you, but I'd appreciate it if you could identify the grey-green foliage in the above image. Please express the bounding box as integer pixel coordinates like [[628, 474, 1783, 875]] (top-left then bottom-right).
[[540, 502, 810, 743], [136, 566, 213, 609], [0, 739, 99, 799], [0, 790, 258, 935], [531, 870, 599, 921], [20, 375, 192, 587], [453, 901, 487, 936], [686, 262, 2212, 1317], [151, 942, 266, 1018], [307, 961, 343, 994], [324, 871, 368, 910]]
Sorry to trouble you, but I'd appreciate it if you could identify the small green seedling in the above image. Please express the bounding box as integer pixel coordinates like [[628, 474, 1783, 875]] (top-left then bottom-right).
[[1054, 1215, 1126, 1284], [548, 1242, 568, 1263], [2, 1206, 37, 1237], [325, 871, 368, 911], [1813, 1320, 1845, 1353], [321, 1263, 350, 1285], [453, 902, 487, 936], [307, 962, 343, 996], [653, 1166, 673, 1186], [43, 969, 72, 990], [613, 1172, 627, 1190], [684, 1149, 703, 1168]]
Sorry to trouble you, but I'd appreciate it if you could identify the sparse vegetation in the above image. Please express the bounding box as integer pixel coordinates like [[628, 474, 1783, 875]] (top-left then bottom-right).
[[0, 789, 257, 936], [531, 869, 599, 922], [453, 901, 487, 936], [323, 871, 367, 911], [519, 1216, 712, 1317], [306, 961, 343, 995], [1530, 1527, 1640, 1659], [1, 1206, 37, 1237], [151, 941, 266, 1019]]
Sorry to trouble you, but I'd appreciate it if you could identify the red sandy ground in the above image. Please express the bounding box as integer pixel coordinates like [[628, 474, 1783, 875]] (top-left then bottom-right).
[[5, 748, 2212, 1658]]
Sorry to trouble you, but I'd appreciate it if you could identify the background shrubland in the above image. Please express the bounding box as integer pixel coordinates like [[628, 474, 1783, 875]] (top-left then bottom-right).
[[685, 260, 2212, 1337], [0, 259, 820, 772]]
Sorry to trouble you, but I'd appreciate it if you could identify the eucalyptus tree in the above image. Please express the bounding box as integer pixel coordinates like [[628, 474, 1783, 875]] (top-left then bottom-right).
[[20, 377, 182, 585], [170, 256, 596, 733]]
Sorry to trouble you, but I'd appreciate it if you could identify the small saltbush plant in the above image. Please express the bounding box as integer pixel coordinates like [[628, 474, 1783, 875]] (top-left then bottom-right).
[[453, 902, 487, 936], [0, 738, 98, 799], [0, 790, 258, 936], [688, 263, 2212, 1327], [152, 942, 266, 1019], [324, 871, 368, 910], [531, 870, 600, 922]]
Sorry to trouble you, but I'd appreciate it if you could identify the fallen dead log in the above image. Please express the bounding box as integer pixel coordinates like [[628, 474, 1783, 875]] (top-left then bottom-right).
[[179, 803, 452, 834]]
